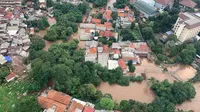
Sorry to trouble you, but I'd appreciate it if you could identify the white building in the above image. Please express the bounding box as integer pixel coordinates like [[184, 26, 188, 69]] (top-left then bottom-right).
[[173, 12, 200, 42]]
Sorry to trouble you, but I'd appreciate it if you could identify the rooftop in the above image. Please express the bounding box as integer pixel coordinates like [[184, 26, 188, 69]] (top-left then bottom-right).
[[179, 0, 196, 8], [179, 12, 200, 29], [133, 0, 157, 16], [155, 0, 172, 5], [47, 90, 72, 106]]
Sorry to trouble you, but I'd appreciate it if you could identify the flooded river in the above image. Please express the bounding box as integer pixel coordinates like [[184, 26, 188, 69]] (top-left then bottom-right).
[[97, 82, 155, 103]]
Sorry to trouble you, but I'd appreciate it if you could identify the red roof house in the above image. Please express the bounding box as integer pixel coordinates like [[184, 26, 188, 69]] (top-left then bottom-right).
[[103, 10, 112, 20], [118, 59, 128, 70], [91, 18, 101, 24], [179, 0, 197, 8], [5, 72, 17, 82], [83, 106, 95, 112]]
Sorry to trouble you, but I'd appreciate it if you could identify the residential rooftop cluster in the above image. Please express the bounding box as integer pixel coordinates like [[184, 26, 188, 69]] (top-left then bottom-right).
[[85, 40, 151, 73], [38, 89, 120, 112], [0, 6, 30, 65]]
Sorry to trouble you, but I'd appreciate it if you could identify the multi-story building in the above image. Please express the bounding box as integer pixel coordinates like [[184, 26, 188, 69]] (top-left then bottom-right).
[[0, 0, 21, 7], [173, 12, 200, 42]]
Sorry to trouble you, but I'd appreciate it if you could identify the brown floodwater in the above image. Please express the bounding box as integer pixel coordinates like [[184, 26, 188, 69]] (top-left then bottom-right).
[[43, 40, 63, 51], [97, 82, 155, 103]]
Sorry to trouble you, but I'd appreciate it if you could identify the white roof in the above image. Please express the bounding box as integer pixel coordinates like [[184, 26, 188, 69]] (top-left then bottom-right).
[[98, 53, 109, 67], [0, 54, 6, 65], [108, 60, 119, 70]]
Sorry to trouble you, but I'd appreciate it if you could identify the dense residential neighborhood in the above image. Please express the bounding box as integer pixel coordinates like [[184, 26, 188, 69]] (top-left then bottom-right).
[[1, 0, 200, 112]]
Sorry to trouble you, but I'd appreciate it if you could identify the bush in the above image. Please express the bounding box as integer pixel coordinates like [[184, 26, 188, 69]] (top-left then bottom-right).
[[129, 76, 144, 82], [100, 98, 115, 110], [117, 76, 130, 86]]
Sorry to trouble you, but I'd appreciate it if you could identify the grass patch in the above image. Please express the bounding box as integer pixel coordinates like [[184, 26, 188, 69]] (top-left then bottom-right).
[[0, 81, 34, 112]]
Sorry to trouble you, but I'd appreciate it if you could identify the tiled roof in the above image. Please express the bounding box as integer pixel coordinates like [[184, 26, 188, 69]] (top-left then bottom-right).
[[104, 30, 113, 37], [118, 12, 128, 17], [67, 100, 85, 112], [5, 72, 16, 81], [38, 96, 67, 112], [103, 10, 112, 20], [47, 90, 72, 106], [179, 0, 197, 8], [104, 22, 112, 28], [91, 18, 101, 24], [118, 59, 127, 69], [89, 47, 97, 54], [83, 106, 95, 112]]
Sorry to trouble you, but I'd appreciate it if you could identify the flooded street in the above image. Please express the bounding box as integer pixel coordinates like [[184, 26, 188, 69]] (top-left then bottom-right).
[[97, 82, 155, 103]]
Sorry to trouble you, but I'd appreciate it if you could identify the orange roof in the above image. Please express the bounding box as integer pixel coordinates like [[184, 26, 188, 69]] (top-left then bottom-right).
[[129, 16, 134, 22], [104, 22, 112, 29], [99, 31, 105, 36], [89, 47, 97, 54], [118, 59, 127, 69], [103, 10, 112, 20], [96, 24, 105, 27], [47, 90, 72, 106], [118, 12, 128, 17], [91, 18, 101, 24], [129, 44, 134, 48], [104, 30, 113, 37], [83, 106, 95, 112], [67, 100, 85, 112], [38, 96, 67, 112], [5, 72, 16, 81]]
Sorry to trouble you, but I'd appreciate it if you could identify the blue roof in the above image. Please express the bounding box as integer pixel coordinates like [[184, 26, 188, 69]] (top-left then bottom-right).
[[4, 56, 12, 62]]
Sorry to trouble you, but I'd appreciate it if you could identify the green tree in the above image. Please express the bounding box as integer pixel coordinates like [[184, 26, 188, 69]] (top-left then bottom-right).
[[66, 27, 74, 36], [120, 29, 135, 41], [37, 20, 45, 30], [77, 2, 90, 14], [79, 84, 97, 100], [131, 22, 135, 30], [41, 17, 50, 28], [44, 28, 58, 41], [30, 36, 45, 51], [120, 100, 131, 112], [111, 11, 118, 20], [148, 97, 175, 112], [46, 0, 53, 7], [141, 27, 155, 40], [100, 98, 115, 110]]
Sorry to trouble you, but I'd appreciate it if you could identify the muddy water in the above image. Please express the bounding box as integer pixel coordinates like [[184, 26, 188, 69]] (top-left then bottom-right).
[[97, 82, 155, 103], [43, 40, 63, 51]]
